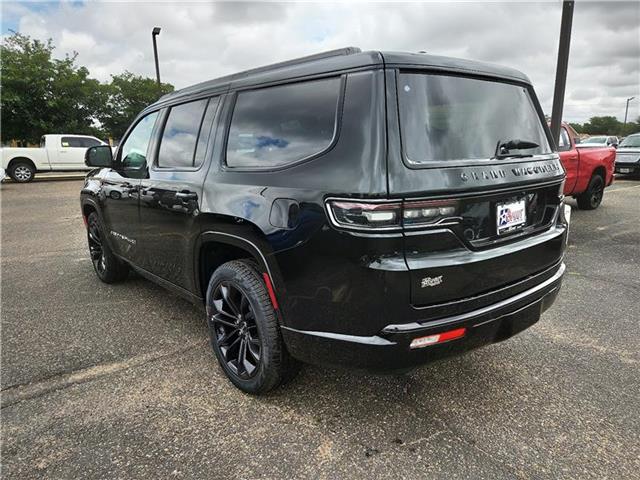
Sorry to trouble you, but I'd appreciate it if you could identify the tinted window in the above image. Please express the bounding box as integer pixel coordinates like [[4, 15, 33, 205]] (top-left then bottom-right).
[[81, 137, 102, 148], [194, 97, 220, 167], [226, 77, 341, 168], [119, 111, 159, 169], [398, 73, 551, 163], [157, 99, 209, 168], [61, 137, 84, 148]]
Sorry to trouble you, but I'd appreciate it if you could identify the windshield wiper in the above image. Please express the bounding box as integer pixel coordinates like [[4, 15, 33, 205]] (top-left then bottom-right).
[[492, 139, 539, 160]]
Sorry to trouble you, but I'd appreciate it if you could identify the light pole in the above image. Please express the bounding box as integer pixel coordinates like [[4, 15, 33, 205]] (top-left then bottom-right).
[[152, 27, 161, 87], [624, 97, 635, 125], [550, 0, 574, 148]]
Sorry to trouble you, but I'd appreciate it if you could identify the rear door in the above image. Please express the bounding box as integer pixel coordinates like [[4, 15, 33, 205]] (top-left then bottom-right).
[[58, 136, 86, 169], [388, 69, 565, 306], [137, 95, 221, 291]]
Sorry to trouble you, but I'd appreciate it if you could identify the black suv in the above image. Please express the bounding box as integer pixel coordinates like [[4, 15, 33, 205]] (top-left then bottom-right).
[[81, 48, 569, 393]]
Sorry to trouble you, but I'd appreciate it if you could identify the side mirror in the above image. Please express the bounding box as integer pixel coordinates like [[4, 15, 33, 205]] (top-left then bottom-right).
[[574, 137, 581, 144], [85, 145, 114, 168]]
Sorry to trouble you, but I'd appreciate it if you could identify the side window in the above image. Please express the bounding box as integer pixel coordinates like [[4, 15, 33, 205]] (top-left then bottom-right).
[[119, 111, 159, 169], [558, 128, 571, 152], [61, 137, 84, 148], [81, 138, 103, 148], [226, 77, 341, 168], [157, 98, 213, 169], [194, 97, 220, 167]]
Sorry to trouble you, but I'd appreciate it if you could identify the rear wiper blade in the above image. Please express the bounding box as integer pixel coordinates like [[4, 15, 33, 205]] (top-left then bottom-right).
[[493, 153, 534, 160], [492, 139, 539, 160]]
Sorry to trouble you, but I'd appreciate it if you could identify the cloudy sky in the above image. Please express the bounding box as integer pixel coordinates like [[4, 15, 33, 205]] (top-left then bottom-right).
[[2, 0, 639, 123]]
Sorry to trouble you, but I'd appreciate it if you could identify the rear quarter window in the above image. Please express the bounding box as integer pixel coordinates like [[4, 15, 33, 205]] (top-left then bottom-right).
[[226, 77, 341, 169]]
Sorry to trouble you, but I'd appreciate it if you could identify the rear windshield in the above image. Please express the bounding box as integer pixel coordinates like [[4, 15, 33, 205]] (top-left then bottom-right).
[[398, 72, 552, 164]]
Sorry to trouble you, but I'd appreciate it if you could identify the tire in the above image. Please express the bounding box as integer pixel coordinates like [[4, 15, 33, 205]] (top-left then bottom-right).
[[576, 174, 605, 210], [87, 212, 129, 283], [206, 260, 297, 394], [9, 161, 35, 183]]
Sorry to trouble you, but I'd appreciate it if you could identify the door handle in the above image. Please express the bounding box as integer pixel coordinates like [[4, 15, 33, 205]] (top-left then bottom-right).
[[176, 192, 197, 200]]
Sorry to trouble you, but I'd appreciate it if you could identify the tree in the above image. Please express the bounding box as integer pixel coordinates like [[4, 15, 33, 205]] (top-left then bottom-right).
[[581, 116, 621, 135], [98, 72, 173, 140], [569, 123, 584, 134], [1, 32, 107, 144], [0, 32, 174, 145], [621, 117, 640, 137]]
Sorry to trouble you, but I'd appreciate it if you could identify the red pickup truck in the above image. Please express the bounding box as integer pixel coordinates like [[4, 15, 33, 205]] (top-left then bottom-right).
[[557, 123, 616, 210]]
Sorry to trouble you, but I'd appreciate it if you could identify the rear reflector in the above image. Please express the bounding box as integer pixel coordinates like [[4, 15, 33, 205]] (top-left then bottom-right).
[[262, 273, 279, 311], [410, 327, 466, 349]]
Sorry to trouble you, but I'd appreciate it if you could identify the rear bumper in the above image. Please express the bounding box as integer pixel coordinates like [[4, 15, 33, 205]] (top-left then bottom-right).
[[615, 163, 640, 174], [282, 263, 564, 370]]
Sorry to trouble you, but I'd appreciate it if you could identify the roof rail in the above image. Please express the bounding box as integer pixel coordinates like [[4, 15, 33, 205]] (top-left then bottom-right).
[[228, 46, 362, 80], [157, 47, 362, 102]]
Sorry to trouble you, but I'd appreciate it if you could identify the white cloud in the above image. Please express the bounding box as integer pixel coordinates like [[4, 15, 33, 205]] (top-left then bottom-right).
[[59, 29, 97, 53], [5, 0, 640, 122]]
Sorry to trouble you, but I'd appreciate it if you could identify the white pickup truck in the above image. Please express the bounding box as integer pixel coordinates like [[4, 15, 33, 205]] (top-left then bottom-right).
[[1, 134, 108, 183]]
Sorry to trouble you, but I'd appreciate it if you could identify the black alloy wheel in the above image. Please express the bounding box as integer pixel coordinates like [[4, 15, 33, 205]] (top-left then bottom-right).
[[88, 214, 107, 275], [206, 260, 297, 394], [211, 281, 262, 379], [577, 174, 605, 210], [86, 212, 129, 283]]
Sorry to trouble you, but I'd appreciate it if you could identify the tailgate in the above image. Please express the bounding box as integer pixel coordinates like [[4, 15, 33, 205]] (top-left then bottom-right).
[[403, 181, 565, 306], [389, 69, 566, 307]]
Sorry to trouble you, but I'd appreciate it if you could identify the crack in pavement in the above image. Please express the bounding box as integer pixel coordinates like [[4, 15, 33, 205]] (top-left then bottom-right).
[[398, 380, 529, 480], [0, 340, 206, 409]]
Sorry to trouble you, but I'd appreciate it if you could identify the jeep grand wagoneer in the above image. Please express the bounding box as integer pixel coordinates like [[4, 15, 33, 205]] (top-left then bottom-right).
[[81, 48, 570, 393]]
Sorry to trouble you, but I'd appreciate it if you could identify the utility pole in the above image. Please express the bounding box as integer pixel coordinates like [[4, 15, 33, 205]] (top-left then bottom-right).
[[624, 97, 635, 125], [550, 0, 574, 148], [152, 27, 162, 87]]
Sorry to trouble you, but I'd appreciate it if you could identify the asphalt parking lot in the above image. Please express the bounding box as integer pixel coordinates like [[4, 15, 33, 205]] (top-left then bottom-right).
[[1, 178, 639, 479]]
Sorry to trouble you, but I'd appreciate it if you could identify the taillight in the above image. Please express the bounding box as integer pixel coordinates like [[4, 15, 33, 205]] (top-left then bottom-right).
[[402, 200, 459, 228], [327, 200, 402, 230], [326, 199, 458, 231]]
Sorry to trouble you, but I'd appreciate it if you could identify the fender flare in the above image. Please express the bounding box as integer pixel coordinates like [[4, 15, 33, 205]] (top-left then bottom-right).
[[80, 198, 118, 252], [195, 230, 284, 296]]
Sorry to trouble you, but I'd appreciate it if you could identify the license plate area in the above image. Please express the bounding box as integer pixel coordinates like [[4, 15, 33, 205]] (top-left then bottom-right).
[[496, 198, 527, 235], [619, 168, 631, 173]]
